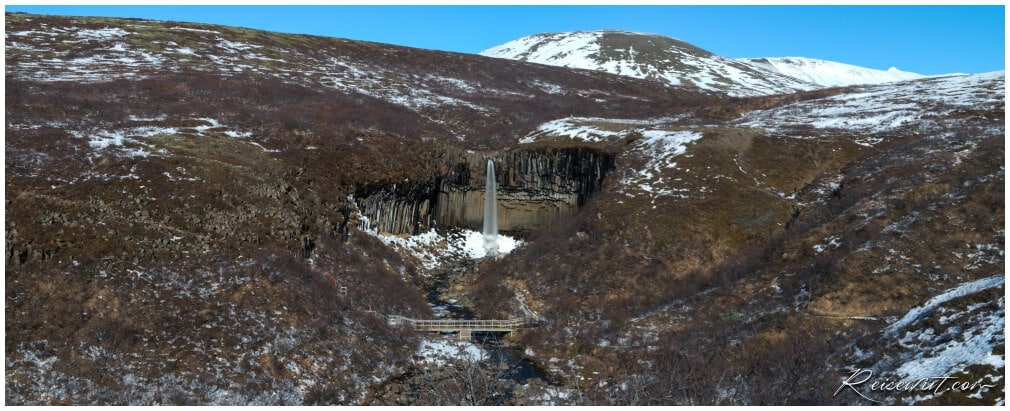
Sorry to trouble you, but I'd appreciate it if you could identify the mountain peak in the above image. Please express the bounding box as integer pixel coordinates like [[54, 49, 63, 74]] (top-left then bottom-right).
[[481, 30, 713, 66], [478, 29, 711, 61], [481, 31, 814, 96], [483, 31, 929, 95]]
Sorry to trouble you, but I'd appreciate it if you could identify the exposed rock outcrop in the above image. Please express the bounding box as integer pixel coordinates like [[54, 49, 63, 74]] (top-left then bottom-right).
[[355, 147, 614, 235], [354, 176, 442, 236]]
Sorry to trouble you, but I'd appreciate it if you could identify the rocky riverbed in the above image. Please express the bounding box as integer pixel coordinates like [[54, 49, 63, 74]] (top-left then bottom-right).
[[366, 261, 558, 405]]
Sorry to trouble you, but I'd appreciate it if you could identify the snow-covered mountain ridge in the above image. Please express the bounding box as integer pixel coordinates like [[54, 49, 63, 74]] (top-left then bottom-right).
[[740, 56, 926, 88], [481, 30, 931, 96]]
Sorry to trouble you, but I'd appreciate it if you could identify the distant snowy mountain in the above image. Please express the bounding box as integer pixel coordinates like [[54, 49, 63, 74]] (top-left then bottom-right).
[[739, 57, 926, 88], [481, 30, 929, 96], [480, 30, 817, 96]]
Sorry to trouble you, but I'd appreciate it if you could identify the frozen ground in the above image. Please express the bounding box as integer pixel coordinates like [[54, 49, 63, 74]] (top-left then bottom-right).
[[415, 339, 485, 367], [848, 276, 1005, 405], [522, 117, 704, 199], [364, 227, 523, 272], [733, 71, 1005, 139]]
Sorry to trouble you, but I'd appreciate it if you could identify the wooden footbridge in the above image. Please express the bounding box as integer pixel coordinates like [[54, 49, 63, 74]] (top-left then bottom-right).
[[387, 316, 538, 340]]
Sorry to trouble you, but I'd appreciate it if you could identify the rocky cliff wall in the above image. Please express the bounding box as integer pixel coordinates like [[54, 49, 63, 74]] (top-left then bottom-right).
[[354, 175, 441, 235], [354, 147, 614, 235]]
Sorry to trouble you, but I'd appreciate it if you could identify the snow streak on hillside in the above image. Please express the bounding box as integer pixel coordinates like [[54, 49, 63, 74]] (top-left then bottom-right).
[[733, 71, 1005, 142], [66, 117, 255, 159], [848, 276, 1005, 405], [886, 276, 1003, 335], [5, 21, 492, 114], [521, 117, 702, 198], [520, 116, 659, 144], [621, 130, 703, 197]]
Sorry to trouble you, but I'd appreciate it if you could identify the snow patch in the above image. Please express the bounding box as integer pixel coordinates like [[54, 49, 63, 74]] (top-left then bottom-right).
[[531, 80, 566, 95], [886, 276, 1004, 334], [522, 118, 624, 144], [69, 117, 256, 158], [621, 130, 703, 197], [521, 116, 677, 144], [416, 339, 485, 366], [813, 235, 843, 253], [734, 71, 1005, 137], [894, 295, 1004, 382], [170, 26, 220, 34], [740, 56, 926, 88], [75, 27, 130, 40], [367, 228, 523, 271], [522, 117, 703, 198], [217, 39, 261, 52], [843, 276, 1004, 404]]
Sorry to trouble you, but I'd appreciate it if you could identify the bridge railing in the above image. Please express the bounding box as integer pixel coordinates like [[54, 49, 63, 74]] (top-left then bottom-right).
[[387, 316, 536, 330]]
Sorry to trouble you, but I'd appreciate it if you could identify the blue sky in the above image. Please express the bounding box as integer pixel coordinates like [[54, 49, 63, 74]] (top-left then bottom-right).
[[5, 5, 1004, 75]]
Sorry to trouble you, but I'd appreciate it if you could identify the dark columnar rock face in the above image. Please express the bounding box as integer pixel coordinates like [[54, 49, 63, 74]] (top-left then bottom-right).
[[355, 147, 614, 235], [354, 176, 442, 236]]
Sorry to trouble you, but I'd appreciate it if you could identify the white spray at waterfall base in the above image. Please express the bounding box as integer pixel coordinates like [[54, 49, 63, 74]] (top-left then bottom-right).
[[369, 228, 522, 272]]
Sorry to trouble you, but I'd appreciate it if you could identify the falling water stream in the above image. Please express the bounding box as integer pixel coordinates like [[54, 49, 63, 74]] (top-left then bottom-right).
[[483, 159, 499, 258]]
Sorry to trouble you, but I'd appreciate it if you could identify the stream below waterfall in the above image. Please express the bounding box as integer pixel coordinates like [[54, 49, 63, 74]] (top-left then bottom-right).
[[368, 259, 555, 405], [424, 265, 549, 383]]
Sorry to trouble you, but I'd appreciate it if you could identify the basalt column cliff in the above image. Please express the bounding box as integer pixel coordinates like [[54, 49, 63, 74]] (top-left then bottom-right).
[[355, 147, 614, 235]]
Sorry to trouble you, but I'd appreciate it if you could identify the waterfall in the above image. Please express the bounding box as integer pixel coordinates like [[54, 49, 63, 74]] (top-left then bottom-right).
[[483, 159, 499, 258]]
